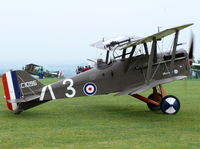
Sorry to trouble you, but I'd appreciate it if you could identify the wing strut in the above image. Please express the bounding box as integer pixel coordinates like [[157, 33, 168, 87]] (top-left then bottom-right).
[[106, 50, 110, 64], [122, 48, 127, 60], [125, 46, 136, 72], [170, 30, 179, 74], [143, 43, 149, 55], [146, 37, 157, 84]]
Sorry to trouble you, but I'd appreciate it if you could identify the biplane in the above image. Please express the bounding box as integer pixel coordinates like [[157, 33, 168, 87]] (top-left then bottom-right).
[[24, 63, 63, 78], [191, 63, 200, 78], [2, 24, 194, 115]]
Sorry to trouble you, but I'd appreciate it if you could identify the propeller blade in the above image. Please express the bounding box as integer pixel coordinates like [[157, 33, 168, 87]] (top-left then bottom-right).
[[189, 32, 194, 59]]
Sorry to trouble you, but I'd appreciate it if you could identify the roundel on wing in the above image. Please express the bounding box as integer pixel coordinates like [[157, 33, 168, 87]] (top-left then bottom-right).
[[83, 82, 97, 96]]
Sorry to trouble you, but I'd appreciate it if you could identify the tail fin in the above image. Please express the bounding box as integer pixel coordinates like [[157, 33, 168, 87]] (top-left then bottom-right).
[[2, 70, 44, 113]]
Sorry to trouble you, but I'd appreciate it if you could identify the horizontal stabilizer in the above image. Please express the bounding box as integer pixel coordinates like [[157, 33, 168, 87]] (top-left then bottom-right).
[[8, 95, 41, 103]]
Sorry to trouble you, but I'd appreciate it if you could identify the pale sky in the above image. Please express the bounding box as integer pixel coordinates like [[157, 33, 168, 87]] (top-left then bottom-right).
[[0, 0, 199, 68]]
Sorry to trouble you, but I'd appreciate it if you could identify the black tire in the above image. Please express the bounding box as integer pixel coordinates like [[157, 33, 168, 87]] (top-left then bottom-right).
[[147, 93, 162, 111], [13, 106, 23, 115], [160, 95, 180, 115]]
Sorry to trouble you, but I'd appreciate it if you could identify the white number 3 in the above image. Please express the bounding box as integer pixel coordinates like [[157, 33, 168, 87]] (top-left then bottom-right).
[[63, 79, 76, 98]]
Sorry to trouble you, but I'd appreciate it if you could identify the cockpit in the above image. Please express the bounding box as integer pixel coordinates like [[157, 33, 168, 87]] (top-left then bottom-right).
[[90, 36, 148, 69]]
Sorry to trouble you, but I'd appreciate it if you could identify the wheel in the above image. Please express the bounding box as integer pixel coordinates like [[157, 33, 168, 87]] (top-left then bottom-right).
[[13, 106, 23, 115], [147, 93, 162, 111], [160, 95, 180, 115]]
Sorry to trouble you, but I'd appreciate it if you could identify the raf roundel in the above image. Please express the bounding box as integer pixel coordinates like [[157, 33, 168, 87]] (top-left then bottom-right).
[[83, 82, 97, 96]]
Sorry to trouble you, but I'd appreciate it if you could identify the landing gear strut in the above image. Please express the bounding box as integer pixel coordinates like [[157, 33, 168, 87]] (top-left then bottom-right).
[[147, 87, 162, 111], [130, 85, 181, 115]]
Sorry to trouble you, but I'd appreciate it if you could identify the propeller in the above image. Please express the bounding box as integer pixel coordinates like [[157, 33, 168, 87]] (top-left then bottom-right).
[[188, 32, 194, 65], [189, 33, 194, 61], [184, 32, 194, 96]]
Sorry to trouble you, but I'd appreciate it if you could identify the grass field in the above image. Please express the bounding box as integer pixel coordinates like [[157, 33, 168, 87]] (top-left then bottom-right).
[[0, 78, 200, 149]]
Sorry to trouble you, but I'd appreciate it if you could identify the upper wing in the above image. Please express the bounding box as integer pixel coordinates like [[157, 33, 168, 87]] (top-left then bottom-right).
[[123, 23, 193, 49]]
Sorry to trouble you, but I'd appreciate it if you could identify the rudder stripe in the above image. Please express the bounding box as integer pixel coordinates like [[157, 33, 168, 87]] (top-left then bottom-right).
[[11, 71, 21, 99], [2, 74, 13, 110]]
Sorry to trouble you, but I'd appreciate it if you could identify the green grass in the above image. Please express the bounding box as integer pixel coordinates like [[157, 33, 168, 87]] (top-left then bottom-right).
[[0, 78, 200, 149]]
